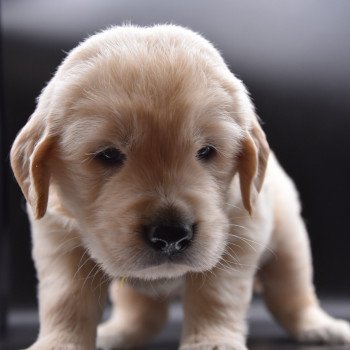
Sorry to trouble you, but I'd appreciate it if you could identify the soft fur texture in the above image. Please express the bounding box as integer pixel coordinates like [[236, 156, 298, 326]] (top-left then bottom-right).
[[11, 25, 350, 350]]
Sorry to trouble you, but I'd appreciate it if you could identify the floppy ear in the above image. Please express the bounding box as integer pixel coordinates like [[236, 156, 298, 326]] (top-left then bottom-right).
[[10, 113, 55, 219], [238, 119, 269, 215]]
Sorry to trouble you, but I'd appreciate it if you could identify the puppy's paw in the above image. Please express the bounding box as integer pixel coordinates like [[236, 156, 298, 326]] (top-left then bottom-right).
[[180, 342, 247, 350], [294, 307, 350, 345], [96, 323, 130, 350], [97, 321, 151, 350], [296, 318, 350, 345]]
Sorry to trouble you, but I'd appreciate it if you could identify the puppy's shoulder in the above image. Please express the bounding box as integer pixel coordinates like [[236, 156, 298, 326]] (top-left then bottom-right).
[[266, 152, 302, 214]]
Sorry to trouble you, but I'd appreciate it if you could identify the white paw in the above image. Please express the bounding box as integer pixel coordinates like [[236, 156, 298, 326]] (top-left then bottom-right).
[[96, 322, 127, 350], [296, 317, 350, 345], [180, 342, 247, 350], [96, 321, 150, 350]]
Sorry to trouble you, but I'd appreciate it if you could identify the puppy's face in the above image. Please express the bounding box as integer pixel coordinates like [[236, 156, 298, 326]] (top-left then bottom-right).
[[11, 26, 269, 280]]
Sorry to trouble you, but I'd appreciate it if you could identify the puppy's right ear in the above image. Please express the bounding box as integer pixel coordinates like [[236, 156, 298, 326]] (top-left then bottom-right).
[[10, 112, 55, 219]]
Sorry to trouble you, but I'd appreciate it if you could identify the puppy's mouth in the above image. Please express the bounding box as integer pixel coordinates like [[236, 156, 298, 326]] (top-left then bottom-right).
[[129, 259, 194, 280], [134, 245, 193, 274], [148, 249, 193, 266]]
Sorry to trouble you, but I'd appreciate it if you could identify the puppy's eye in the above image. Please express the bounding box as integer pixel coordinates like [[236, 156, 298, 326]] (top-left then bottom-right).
[[196, 145, 215, 161], [95, 148, 126, 167]]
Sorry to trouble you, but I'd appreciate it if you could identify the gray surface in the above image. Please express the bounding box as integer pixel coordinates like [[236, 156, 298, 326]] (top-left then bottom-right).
[[1, 297, 349, 350]]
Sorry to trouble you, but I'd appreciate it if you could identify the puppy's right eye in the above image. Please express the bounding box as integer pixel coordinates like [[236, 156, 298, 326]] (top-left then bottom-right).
[[196, 145, 216, 161], [95, 148, 126, 167]]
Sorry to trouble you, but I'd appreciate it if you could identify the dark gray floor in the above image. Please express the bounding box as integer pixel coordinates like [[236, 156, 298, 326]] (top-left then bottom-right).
[[1, 297, 349, 350]]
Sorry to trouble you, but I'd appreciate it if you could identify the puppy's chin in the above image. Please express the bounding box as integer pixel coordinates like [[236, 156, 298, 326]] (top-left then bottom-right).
[[126, 262, 192, 280], [111, 261, 217, 281]]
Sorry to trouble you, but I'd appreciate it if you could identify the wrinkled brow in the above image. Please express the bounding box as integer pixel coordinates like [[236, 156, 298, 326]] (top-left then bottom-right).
[[197, 115, 244, 145], [57, 115, 129, 154]]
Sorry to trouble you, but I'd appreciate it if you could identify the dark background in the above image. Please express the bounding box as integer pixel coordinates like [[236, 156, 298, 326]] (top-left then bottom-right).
[[1, 0, 349, 314]]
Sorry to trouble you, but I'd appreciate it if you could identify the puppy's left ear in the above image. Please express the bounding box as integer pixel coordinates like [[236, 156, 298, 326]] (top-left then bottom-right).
[[238, 119, 269, 215]]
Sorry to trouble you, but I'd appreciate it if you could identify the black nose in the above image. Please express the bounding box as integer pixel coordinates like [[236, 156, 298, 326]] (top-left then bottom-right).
[[145, 223, 193, 255]]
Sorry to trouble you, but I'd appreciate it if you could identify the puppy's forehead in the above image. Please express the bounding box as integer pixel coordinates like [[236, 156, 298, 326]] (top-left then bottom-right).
[[64, 42, 230, 112], [53, 26, 246, 148]]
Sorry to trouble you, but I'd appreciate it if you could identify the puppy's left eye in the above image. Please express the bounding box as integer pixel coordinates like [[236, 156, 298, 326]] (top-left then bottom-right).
[[196, 145, 215, 161], [95, 148, 126, 167]]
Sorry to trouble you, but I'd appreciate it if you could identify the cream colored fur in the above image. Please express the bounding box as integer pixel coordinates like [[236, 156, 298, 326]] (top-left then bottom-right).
[[10, 25, 350, 350]]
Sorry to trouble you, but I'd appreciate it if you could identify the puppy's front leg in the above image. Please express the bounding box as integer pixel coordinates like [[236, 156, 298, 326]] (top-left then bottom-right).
[[26, 220, 108, 350], [181, 268, 254, 350], [97, 280, 169, 349]]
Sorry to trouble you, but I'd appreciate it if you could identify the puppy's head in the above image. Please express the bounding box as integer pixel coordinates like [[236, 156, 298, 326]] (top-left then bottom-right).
[[11, 25, 269, 280]]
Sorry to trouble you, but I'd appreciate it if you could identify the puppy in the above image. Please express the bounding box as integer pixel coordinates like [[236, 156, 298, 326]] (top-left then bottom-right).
[[11, 25, 350, 350]]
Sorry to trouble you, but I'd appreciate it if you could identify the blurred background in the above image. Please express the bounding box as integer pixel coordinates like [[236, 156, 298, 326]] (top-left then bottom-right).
[[1, 0, 349, 349]]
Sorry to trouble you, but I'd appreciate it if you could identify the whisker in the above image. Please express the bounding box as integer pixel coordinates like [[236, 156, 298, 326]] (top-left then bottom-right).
[[227, 223, 249, 231], [73, 249, 90, 281]]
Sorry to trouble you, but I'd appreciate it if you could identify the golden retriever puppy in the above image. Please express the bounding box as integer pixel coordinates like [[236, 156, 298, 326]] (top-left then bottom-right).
[[11, 25, 350, 350]]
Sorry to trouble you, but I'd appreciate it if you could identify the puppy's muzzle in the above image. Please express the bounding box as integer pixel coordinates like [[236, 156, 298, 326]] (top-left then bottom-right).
[[145, 222, 194, 256]]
